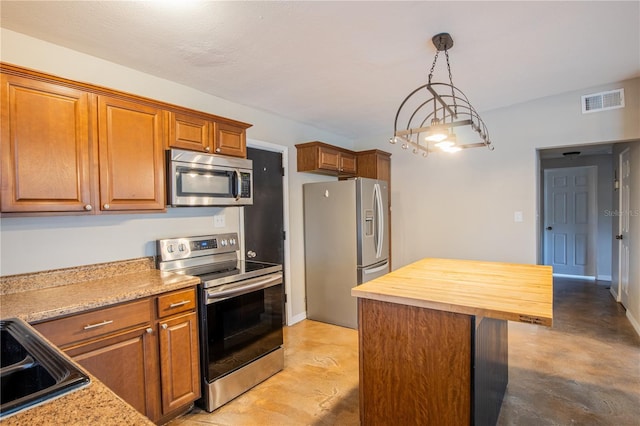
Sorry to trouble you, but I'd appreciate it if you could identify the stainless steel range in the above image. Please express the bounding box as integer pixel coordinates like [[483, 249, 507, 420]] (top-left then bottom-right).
[[156, 232, 284, 412]]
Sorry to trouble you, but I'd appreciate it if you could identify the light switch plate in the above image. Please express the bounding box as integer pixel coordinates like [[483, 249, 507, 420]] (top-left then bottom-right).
[[214, 213, 225, 228], [514, 211, 523, 222]]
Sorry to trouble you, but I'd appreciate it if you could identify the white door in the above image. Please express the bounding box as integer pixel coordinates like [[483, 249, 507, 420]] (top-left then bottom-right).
[[543, 166, 597, 276], [619, 148, 631, 308]]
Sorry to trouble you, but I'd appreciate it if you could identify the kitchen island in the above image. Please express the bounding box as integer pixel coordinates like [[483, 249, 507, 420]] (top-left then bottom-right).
[[351, 258, 553, 426]]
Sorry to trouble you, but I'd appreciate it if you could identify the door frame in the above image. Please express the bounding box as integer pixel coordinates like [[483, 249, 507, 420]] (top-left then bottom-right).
[[541, 165, 598, 278], [241, 138, 293, 325], [614, 147, 631, 305]]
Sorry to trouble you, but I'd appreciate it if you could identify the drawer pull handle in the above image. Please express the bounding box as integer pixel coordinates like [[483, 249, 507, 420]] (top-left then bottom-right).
[[83, 320, 113, 330], [169, 300, 190, 308]]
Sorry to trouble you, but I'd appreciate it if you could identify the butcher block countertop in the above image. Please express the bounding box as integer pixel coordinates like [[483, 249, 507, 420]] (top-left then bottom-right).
[[351, 258, 553, 326], [0, 257, 200, 425]]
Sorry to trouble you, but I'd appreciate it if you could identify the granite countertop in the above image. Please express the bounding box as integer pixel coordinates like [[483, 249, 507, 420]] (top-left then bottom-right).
[[351, 257, 553, 326], [0, 257, 200, 424]]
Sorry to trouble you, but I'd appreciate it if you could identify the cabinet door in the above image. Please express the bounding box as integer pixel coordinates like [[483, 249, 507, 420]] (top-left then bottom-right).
[[167, 111, 211, 153], [0, 74, 93, 212], [158, 311, 200, 415], [97, 96, 165, 211], [318, 146, 340, 171], [339, 152, 357, 174], [213, 122, 246, 158], [66, 326, 160, 421]]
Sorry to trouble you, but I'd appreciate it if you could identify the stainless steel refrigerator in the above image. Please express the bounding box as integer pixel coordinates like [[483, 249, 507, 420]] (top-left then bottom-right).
[[303, 177, 389, 329]]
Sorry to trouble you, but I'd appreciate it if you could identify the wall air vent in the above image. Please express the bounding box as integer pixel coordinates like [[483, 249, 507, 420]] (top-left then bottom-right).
[[581, 89, 624, 114]]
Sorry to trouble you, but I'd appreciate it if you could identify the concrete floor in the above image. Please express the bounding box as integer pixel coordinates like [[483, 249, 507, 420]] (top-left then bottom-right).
[[171, 277, 640, 425]]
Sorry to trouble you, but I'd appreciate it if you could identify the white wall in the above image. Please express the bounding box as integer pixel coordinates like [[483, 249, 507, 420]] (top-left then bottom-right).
[[0, 29, 353, 323]]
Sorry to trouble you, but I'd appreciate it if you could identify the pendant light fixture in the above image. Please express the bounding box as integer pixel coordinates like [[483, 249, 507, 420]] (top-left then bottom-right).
[[390, 33, 493, 157]]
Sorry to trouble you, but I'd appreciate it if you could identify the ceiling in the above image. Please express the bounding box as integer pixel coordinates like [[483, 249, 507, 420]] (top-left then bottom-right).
[[1, 1, 639, 141]]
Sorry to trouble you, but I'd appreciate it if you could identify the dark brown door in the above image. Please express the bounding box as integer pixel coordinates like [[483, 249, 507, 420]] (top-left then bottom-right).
[[244, 147, 285, 265]]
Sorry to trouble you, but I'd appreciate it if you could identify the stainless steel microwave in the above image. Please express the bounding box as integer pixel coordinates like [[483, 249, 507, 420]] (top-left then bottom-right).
[[167, 149, 253, 206]]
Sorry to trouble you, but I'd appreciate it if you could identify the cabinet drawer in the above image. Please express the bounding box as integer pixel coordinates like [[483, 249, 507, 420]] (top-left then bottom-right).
[[157, 287, 197, 318], [34, 298, 152, 348]]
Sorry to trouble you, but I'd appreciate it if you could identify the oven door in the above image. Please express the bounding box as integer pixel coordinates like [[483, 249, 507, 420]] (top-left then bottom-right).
[[201, 273, 284, 382], [169, 160, 253, 206]]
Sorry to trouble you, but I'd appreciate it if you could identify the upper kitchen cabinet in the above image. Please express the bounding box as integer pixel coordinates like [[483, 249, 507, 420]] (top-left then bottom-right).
[[295, 141, 357, 177], [356, 149, 391, 182], [167, 111, 211, 153], [0, 73, 93, 213], [214, 121, 247, 158], [295, 142, 391, 181], [166, 111, 250, 158], [97, 96, 165, 211], [1, 63, 253, 215]]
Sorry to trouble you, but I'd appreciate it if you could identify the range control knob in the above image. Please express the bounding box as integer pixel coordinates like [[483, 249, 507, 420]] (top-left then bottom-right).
[[167, 244, 175, 253], [230, 238, 236, 246], [178, 243, 186, 252], [220, 239, 227, 247]]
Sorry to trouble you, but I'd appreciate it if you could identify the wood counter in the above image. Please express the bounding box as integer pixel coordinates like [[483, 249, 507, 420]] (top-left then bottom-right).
[[351, 258, 553, 426]]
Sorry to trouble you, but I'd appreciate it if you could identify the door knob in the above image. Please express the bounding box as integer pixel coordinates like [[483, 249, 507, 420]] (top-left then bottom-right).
[[546, 226, 553, 230], [616, 234, 623, 240]]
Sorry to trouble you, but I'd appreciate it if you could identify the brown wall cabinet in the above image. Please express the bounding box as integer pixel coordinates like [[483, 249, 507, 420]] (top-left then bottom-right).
[[97, 95, 166, 211], [295, 141, 358, 176], [167, 112, 248, 158], [0, 74, 93, 213], [1, 63, 252, 214], [33, 287, 200, 424], [356, 149, 391, 183]]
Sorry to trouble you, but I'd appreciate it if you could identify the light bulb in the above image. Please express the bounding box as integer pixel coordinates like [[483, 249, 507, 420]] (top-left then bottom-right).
[[442, 146, 462, 153], [435, 140, 455, 149]]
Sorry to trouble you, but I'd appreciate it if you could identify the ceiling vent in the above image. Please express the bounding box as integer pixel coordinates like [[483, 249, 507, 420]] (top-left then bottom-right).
[[581, 88, 624, 114]]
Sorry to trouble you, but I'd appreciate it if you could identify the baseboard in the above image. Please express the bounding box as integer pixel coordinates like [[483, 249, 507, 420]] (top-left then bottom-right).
[[609, 285, 620, 302], [597, 274, 612, 281], [626, 310, 640, 337], [553, 273, 596, 280], [287, 311, 307, 326]]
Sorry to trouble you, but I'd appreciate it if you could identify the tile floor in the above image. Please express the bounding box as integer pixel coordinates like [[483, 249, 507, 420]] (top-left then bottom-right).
[[170, 278, 640, 426]]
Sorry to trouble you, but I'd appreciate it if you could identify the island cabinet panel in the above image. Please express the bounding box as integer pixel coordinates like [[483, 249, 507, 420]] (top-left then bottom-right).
[[97, 95, 165, 211], [358, 298, 472, 426], [0, 74, 93, 212], [474, 317, 508, 426]]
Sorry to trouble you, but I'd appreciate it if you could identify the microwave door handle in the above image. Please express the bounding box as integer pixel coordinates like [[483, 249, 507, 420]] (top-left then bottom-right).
[[233, 169, 241, 201]]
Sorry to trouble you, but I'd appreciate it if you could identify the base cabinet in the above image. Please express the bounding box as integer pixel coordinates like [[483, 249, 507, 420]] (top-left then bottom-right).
[[32, 287, 200, 424], [158, 311, 200, 415], [66, 326, 161, 421]]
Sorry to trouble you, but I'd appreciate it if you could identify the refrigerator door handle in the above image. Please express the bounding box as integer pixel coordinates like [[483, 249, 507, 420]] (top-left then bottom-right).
[[373, 183, 384, 258], [363, 261, 389, 275]]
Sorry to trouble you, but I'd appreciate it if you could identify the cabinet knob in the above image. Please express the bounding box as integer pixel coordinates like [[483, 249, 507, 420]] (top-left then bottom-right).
[[146, 327, 153, 334], [205, 146, 211, 152], [103, 203, 110, 210], [215, 148, 221, 153], [162, 323, 168, 330], [84, 204, 93, 211]]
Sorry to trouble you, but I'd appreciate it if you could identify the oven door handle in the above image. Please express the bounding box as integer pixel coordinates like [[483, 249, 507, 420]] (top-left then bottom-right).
[[206, 273, 282, 303]]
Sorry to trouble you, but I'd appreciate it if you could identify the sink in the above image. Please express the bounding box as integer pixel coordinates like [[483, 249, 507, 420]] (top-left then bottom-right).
[[0, 318, 90, 419]]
